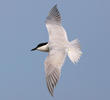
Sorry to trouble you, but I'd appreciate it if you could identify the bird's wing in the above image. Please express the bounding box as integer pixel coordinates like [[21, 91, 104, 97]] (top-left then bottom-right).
[[45, 5, 68, 43], [44, 49, 66, 96]]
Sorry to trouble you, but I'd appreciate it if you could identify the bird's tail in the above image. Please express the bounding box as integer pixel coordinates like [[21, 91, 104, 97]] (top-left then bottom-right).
[[67, 39, 82, 63]]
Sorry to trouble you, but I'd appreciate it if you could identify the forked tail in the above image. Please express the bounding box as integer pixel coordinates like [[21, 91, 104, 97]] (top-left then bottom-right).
[[67, 39, 82, 63]]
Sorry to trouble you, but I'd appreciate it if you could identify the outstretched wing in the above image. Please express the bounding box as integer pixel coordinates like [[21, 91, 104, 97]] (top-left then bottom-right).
[[45, 5, 68, 44], [44, 49, 66, 96]]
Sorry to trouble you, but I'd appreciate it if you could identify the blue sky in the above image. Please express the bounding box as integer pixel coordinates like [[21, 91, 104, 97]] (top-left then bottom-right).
[[0, 0, 110, 100]]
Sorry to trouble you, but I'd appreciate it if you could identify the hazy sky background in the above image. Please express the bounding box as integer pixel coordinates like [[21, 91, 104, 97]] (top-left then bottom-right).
[[0, 0, 110, 100]]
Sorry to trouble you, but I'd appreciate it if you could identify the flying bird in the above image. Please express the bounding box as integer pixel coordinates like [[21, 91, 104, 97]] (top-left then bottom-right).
[[31, 5, 82, 96]]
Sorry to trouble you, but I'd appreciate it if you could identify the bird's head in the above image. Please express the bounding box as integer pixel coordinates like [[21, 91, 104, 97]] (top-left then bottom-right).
[[31, 42, 49, 52]]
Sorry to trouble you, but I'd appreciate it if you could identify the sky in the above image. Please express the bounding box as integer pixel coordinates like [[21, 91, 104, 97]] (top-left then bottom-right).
[[0, 0, 110, 100]]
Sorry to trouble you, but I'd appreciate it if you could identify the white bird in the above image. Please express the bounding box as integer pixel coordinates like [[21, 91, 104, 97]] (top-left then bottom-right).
[[31, 4, 82, 96]]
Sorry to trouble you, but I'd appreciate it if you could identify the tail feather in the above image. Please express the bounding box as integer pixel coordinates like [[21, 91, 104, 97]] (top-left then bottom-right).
[[67, 39, 82, 63]]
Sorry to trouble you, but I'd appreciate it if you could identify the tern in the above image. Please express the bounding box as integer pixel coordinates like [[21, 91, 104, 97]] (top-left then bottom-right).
[[31, 5, 82, 96]]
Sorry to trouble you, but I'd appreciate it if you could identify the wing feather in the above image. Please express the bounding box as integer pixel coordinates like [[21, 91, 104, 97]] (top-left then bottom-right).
[[45, 5, 68, 43], [46, 4, 61, 25], [44, 5, 68, 96], [45, 50, 66, 96]]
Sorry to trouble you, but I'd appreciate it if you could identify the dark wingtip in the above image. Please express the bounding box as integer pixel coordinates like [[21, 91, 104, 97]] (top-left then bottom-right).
[[52, 4, 58, 11], [54, 4, 57, 8], [46, 4, 61, 24], [50, 91, 54, 97], [51, 94, 54, 97]]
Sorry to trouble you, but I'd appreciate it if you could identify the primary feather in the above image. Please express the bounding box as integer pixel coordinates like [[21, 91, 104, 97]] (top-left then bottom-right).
[[45, 49, 66, 96], [45, 5, 68, 46]]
